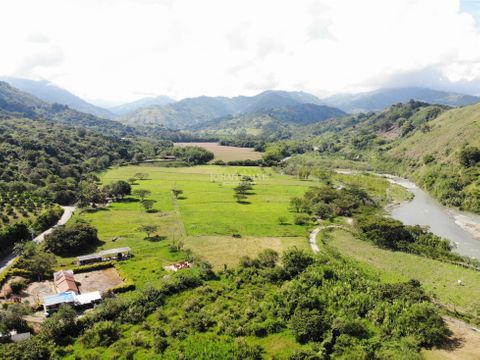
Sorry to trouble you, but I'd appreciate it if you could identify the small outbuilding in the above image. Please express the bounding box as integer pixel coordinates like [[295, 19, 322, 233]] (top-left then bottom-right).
[[164, 261, 192, 272], [77, 247, 132, 265]]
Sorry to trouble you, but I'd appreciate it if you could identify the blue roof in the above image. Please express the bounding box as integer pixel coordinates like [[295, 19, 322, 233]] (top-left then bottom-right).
[[43, 291, 76, 306]]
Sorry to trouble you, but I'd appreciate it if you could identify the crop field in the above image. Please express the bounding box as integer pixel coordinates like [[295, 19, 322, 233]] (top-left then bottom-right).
[[174, 142, 263, 162], [322, 228, 480, 320]]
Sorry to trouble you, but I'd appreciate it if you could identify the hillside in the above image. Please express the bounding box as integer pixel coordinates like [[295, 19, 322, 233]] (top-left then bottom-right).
[[283, 100, 479, 213], [194, 103, 346, 140], [0, 81, 132, 134], [109, 95, 176, 116], [0, 118, 140, 204], [322, 87, 479, 112], [119, 90, 330, 128], [0, 77, 115, 119]]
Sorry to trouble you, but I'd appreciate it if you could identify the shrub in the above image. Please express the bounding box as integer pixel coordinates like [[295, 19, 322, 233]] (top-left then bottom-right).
[[282, 248, 314, 278], [459, 146, 480, 167], [290, 308, 327, 343], [294, 214, 311, 225], [71, 261, 115, 273], [80, 321, 120, 348], [10, 279, 28, 294]]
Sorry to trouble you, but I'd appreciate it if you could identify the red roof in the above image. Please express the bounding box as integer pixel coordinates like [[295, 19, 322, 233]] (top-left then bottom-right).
[[54, 270, 79, 294]]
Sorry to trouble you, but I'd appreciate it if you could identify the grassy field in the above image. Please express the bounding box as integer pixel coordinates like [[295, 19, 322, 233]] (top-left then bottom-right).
[[322, 228, 480, 320], [186, 235, 309, 269], [174, 142, 263, 162], [58, 165, 319, 285]]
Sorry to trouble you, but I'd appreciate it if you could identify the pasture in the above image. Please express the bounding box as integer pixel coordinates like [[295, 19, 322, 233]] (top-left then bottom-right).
[[174, 142, 263, 162], [63, 165, 318, 283], [322, 228, 480, 321]]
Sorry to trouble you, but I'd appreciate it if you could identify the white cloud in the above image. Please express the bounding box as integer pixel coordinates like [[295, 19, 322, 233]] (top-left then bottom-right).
[[0, 0, 479, 102]]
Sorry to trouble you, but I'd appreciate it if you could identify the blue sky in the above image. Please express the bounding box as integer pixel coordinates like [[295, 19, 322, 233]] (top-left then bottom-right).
[[461, 0, 480, 25]]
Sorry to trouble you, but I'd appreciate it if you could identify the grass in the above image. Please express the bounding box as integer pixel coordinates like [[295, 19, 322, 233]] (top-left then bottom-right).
[[186, 235, 308, 269], [55, 165, 317, 288], [174, 142, 263, 162], [102, 165, 313, 237], [333, 171, 412, 205], [322, 228, 480, 321]]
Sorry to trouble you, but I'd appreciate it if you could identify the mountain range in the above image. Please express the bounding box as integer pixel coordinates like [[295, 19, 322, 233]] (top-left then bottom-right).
[[0, 77, 116, 119], [322, 87, 479, 112], [108, 95, 176, 116], [118, 90, 338, 129], [0, 81, 132, 134], [0, 77, 479, 135]]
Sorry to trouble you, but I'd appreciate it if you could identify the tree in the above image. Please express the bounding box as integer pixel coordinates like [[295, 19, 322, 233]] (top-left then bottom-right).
[[41, 305, 78, 345], [172, 146, 214, 165], [290, 308, 327, 343], [77, 180, 104, 207], [282, 247, 314, 278], [44, 221, 99, 256], [0, 335, 51, 360], [141, 199, 156, 212], [171, 188, 183, 199], [134, 172, 149, 180], [133, 189, 151, 201], [298, 166, 311, 180], [138, 224, 159, 238], [108, 180, 131, 199]]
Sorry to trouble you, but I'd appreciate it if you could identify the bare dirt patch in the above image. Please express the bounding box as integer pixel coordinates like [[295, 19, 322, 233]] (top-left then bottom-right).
[[75, 267, 123, 294], [21, 280, 56, 305], [174, 142, 263, 162], [423, 316, 480, 360]]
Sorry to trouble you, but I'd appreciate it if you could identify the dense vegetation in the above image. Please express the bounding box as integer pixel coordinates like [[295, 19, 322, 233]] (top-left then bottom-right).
[[0, 248, 448, 359], [170, 146, 214, 165]]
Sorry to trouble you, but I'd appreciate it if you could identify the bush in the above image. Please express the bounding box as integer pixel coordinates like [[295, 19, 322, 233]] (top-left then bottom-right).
[[10, 279, 28, 294], [80, 321, 120, 348], [282, 248, 314, 278], [294, 214, 311, 225], [290, 308, 327, 343], [71, 261, 115, 273], [459, 146, 480, 167]]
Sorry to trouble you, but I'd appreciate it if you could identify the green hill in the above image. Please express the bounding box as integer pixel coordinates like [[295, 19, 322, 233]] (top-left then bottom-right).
[[119, 90, 333, 129], [0, 81, 132, 135], [282, 100, 479, 213]]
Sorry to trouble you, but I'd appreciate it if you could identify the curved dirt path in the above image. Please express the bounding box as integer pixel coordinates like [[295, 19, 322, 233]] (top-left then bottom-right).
[[309, 227, 321, 254], [0, 206, 76, 274]]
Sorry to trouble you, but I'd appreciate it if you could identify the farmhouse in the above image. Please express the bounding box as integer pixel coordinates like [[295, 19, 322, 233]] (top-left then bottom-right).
[[43, 290, 102, 314], [42, 270, 104, 314], [77, 247, 131, 265], [54, 270, 79, 294], [43, 291, 76, 313]]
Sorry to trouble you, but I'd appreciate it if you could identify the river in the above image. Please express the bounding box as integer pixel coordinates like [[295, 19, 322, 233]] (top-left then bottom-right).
[[337, 170, 480, 259]]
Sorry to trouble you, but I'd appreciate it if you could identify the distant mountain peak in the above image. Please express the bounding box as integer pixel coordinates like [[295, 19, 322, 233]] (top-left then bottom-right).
[[119, 89, 327, 129], [0, 77, 115, 119]]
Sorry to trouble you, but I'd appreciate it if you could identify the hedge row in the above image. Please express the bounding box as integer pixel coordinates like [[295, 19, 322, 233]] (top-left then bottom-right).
[[0, 257, 21, 289], [71, 261, 115, 274]]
